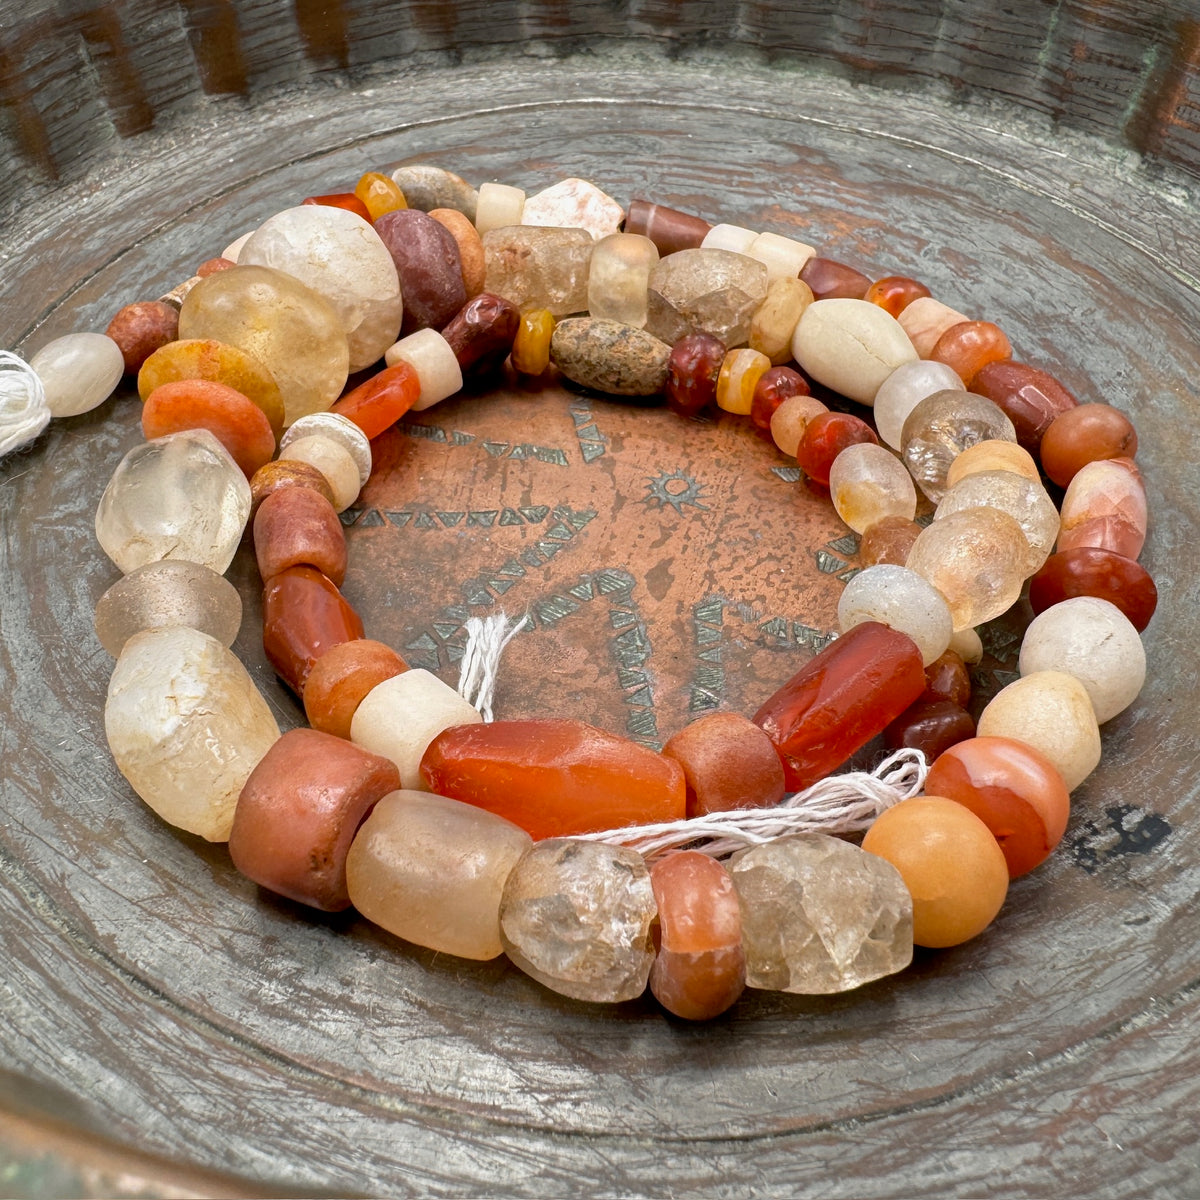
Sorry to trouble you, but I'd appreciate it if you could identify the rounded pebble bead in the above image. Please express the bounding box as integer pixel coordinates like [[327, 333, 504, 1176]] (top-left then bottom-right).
[[945, 439, 1040, 490], [329, 361, 420, 440], [301, 193, 371, 222], [511, 308, 556, 376], [768, 392, 827, 456], [281, 411, 372, 490], [551, 318, 671, 397], [749, 275, 814, 364], [662, 712, 786, 818], [1040, 403, 1138, 487], [829, 442, 917, 533], [440, 292, 521, 374], [1029, 548, 1157, 632], [797, 411, 879, 487], [374, 208, 467, 337], [864, 275, 931, 317], [354, 170, 407, 220], [929, 320, 1011, 386], [429, 208, 487, 299], [896, 296, 969, 358], [253, 484, 347, 585], [302, 638, 409, 740], [94, 560, 242, 658], [666, 333, 725, 416], [750, 365, 808, 433], [858, 514, 923, 567], [1057, 457, 1147, 559], [277, 434, 362, 512], [248, 458, 335, 516], [976, 670, 1101, 792], [883, 698, 975, 761], [716, 347, 771, 415], [30, 333, 125, 418], [873, 359, 965, 450], [837, 564, 953, 666], [106, 301, 179, 374], [384, 328, 464, 411], [390, 164, 478, 222], [923, 649, 971, 708], [474, 181, 525, 233], [587, 232, 659, 328], [970, 359, 1077, 453], [799, 257, 870, 301]]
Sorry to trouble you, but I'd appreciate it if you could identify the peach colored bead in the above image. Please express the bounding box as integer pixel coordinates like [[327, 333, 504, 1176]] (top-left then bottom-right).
[[278, 433, 361, 512], [716, 347, 771, 415], [142, 379, 276, 478], [303, 638, 409, 740], [929, 320, 1012, 386], [897, 296, 969, 358], [662, 712, 786, 818], [769, 393, 828, 457], [859, 515, 923, 567], [1040, 403, 1138, 487], [253, 484, 347, 585], [249, 458, 336, 517], [1057, 457, 1147, 560], [430, 207, 487, 298], [946, 439, 1040, 490]]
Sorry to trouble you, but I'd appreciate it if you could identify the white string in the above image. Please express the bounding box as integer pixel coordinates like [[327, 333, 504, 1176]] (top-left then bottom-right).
[[0, 351, 51, 458], [577, 747, 928, 860], [456, 613, 527, 721]]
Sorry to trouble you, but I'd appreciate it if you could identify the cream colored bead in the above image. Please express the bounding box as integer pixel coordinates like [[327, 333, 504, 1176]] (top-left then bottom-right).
[[897, 296, 969, 358], [280, 412, 372, 489], [474, 182, 525, 234], [769, 393, 828, 456], [277, 434, 361, 512], [30, 333, 124, 418], [701, 223, 757, 255], [949, 626, 984, 664], [385, 328, 463, 410], [222, 230, 252, 262], [946, 439, 1040, 489], [750, 276, 814, 364], [747, 231, 816, 280]]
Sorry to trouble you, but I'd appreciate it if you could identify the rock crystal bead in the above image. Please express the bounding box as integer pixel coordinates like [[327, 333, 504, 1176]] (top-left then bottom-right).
[[384, 329, 463, 411], [837, 565, 953, 667], [550, 318, 671, 396], [94, 560, 242, 658], [753, 621, 926, 791], [945, 439, 1040, 490], [106, 301, 179, 374], [624, 200, 712, 255], [730, 834, 913, 992], [716, 347, 771, 415], [1057, 457, 1147, 560], [95, 429, 251, 575], [228, 728, 401, 911], [430, 208, 487, 298], [347, 790, 532, 961], [645, 248, 768, 348], [178, 266, 349, 426], [897, 296, 969, 358], [374, 209, 466, 336], [390, 164, 479, 222], [499, 839, 657, 1003], [649, 852, 746, 1020], [253, 485, 347, 585], [105, 627, 279, 841], [587, 232, 659, 327], [1029, 548, 1157, 632], [280, 412, 372, 490], [1018, 596, 1145, 723], [662, 712, 785, 818], [828, 442, 917, 533], [239, 205, 403, 372], [440, 293, 520, 373], [971, 359, 1077, 453], [791, 298, 918, 405], [482, 225, 592, 316], [873, 359, 965, 450], [522, 177, 624, 240], [420, 718, 686, 840], [277, 434, 361, 512], [474, 182, 525, 234], [750, 275, 814, 364], [303, 638, 408, 740], [30, 333, 124, 418]]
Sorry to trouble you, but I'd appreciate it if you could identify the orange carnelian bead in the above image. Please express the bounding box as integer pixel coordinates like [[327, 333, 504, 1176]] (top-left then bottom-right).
[[249, 458, 336, 517], [665, 333, 725, 416], [354, 171, 407, 222], [925, 736, 1071, 878], [262, 565, 364, 695], [196, 257, 236, 277], [1057, 457, 1147, 559], [922, 649, 971, 707], [1039, 403, 1138, 487], [303, 638, 408, 740], [511, 308, 556, 376], [301, 192, 372, 222], [253, 485, 347, 586], [796, 411, 878, 487], [864, 275, 931, 317], [142, 379, 276, 478], [1029, 547, 1157, 632], [929, 320, 1012, 386], [330, 362, 420, 439], [649, 851, 746, 1020], [419, 718, 686, 841], [859, 515, 924, 566], [662, 712, 785, 818]]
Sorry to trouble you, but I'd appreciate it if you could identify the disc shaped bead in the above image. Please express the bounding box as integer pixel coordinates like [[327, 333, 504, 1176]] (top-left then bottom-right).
[[303, 638, 408, 740], [1057, 457, 1147, 559], [768, 394, 828, 457], [430, 208, 487, 298], [662, 712, 786, 818], [253, 484, 346, 585], [142, 379, 276, 478], [837, 565, 953, 667], [249, 458, 335, 516], [873, 359, 964, 450], [587, 232, 659, 328], [30, 332, 124, 418], [716, 348, 771, 415], [384, 329, 463, 411], [945, 439, 1040, 490], [277, 434, 361, 512], [901, 390, 1017, 503], [280, 412, 372, 490], [751, 365, 809, 432], [482, 225, 593, 316], [829, 442, 917, 534]]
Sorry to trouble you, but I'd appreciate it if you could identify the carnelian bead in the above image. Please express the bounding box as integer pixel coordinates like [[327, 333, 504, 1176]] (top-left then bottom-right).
[[249, 458, 336, 517], [662, 712, 785, 818], [354, 171, 407, 221], [923, 649, 971, 708], [970, 359, 1077, 453], [883, 698, 975, 761], [330, 362, 420, 439], [262, 565, 364, 694], [196, 257, 236, 277], [859, 515, 923, 567], [441, 293, 520, 374], [301, 192, 372, 222], [929, 320, 1012, 386], [1057, 457, 1147, 559], [800, 256, 870, 300], [1039, 403, 1138, 487], [511, 308, 555, 375], [864, 275, 931, 317], [302, 638, 409, 739], [753, 621, 926, 791], [649, 852, 746, 1021], [925, 736, 1071, 878], [1029, 547, 1157, 632], [750, 365, 809, 432], [142, 379, 276, 478], [666, 333, 725, 416], [796, 411, 878, 487], [419, 718, 686, 841], [253, 485, 347, 586]]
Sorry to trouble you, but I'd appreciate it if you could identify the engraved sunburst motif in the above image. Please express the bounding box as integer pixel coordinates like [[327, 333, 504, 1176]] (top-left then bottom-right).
[[642, 468, 709, 514]]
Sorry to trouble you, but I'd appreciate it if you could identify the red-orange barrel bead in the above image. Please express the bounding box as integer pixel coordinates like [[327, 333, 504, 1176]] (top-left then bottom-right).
[[929, 320, 1012, 386], [253, 485, 347, 586], [302, 192, 372, 222], [1039, 403, 1138, 488], [303, 639, 409, 740], [750, 365, 809, 433], [662, 712, 785, 818], [970, 359, 1077, 454], [440, 292, 520, 373], [883, 698, 975, 761], [262, 565, 364, 694], [330, 362, 420, 440]]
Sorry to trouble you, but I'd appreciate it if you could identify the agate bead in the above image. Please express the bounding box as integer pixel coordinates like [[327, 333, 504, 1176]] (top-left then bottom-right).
[[929, 320, 1012, 386], [429, 208, 487, 298], [1028, 548, 1157, 632], [751, 365, 810, 433], [799, 257, 870, 300], [1057, 457, 1147, 559], [864, 275, 931, 317], [665, 333, 725, 416], [248, 458, 335, 516], [923, 650, 971, 708], [329, 362, 420, 440], [511, 309, 556, 376], [661, 712, 786, 818], [302, 638, 408, 740], [828, 442, 918, 533], [1040, 403, 1138, 487], [883, 699, 975, 761], [375, 208, 467, 336], [302, 192, 371, 221], [440, 292, 521, 374], [716, 347, 771, 415], [354, 170, 407, 220], [768, 393, 828, 457], [970, 359, 1077, 453], [623, 199, 712, 255]]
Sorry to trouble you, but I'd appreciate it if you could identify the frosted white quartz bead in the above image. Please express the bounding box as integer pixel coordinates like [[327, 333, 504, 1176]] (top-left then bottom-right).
[[837, 564, 953, 667], [351, 668, 482, 789], [475, 182, 526, 234], [1018, 597, 1146, 723], [105, 626, 280, 841], [747, 231, 816, 281], [280, 412, 372, 489], [873, 359, 965, 450], [829, 442, 917, 534], [385, 328, 463, 410], [791, 298, 918, 405], [977, 670, 1101, 791], [586, 232, 659, 328], [701, 223, 757, 255], [277, 434, 361, 512], [30, 333, 125, 418]]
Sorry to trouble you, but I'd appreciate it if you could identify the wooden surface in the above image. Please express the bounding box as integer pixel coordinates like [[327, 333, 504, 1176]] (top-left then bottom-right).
[[2, 3, 1200, 1196]]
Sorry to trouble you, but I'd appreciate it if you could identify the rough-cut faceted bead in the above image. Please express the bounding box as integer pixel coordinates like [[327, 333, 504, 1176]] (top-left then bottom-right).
[[935, 469, 1060, 576], [923, 649, 971, 708], [249, 458, 335, 516], [106, 301, 179, 374], [303, 638, 408, 740], [30, 333, 124, 418], [277, 434, 361, 512], [864, 275, 931, 317], [354, 170, 407, 220], [240, 205, 403, 373], [429, 208, 486, 298], [347, 790, 533, 960], [351, 669, 482, 789], [837, 564, 953, 667], [977, 671, 1101, 792], [731, 834, 912, 992], [859, 514, 923, 567], [522, 177, 624, 240], [1019, 596, 1145, 723], [261, 565, 364, 694], [945, 439, 1039, 490], [751, 365, 809, 432], [301, 192, 372, 222], [499, 839, 657, 1003], [796, 411, 878, 487], [474, 183, 526, 234], [900, 389, 1017, 503], [701, 223, 756, 255], [420, 718, 686, 840], [390, 164, 478, 222], [861, 796, 1007, 948], [282, 404, 372, 487], [829, 442, 917, 533], [665, 333, 725, 416], [896, 296, 969, 358], [1057, 457, 1147, 559], [96, 429, 251, 575], [905, 507, 1028, 630], [178, 266, 349, 426], [253, 484, 346, 585], [374, 208, 466, 336], [587, 232, 659, 327], [716, 347, 771, 415], [873, 359, 964, 450], [753, 621, 926, 791], [929, 320, 1012, 386], [142, 379, 276, 478], [511, 308, 556, 376], [105, 627, 279, 841], [799, 257, 870, 300], [550, 318, 671, 396], [970, 359, 1077, 453], [94, 560, 242, 658], [329, 362, 420, 439], [440, 292, 521, 373], [482, 225, 593, 316], [385, 329, 463, 411], [662, 712, 785, 818], [138, 338, 285, 439], [1029, 548, 1157, 632], [747, 230, 816, 280], [925, 736, 1071, 878], [623, 199, 712, 255], [649, 852, 746, 1020], [749, 275, 814, 364], [645, 248, 768, 348], [769, 393, 828, 456], [792, 298, 918, 405], [1040, 403, 1138, 487], [883, 698, 975, 760], [229, 728, 400, 911]]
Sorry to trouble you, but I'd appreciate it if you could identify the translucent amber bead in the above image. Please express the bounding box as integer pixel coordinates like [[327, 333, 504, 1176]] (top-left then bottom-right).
[[303, 638, 407, 740], [864, 275, 931, 317], [769, 393, 828, 457], [796, 411, 878, 488], [253, 484, 346, 585], [440, 292, 520, 373], [1040, 403, 1138, 487], [883, 699, 975, 761], [929, 320, 1012, 386], [482, 225, 592, 316], [837, 564, 953, 666], [945, 439, 1039, 490], [716, 347, 771, 415], [142, 379, 275, 478], [749, 275, 814, 364], [587, 232, 659, 328], [970, 359, 1077, 453], [662, 712, 785, 817], [665, 333, 725, 416], [329, 362, 420, 440], [374, 209, 467, 336], [511, 308, 556, 376], [896, 296, 969, 358], [354, 170, 407, 220], [799, 257, 870, 300], [277, 434, 361, 512], [1057, 457, 1147, 559], [30, 333, 124, 418], [874, 360, 965, 450], [301, 192, 371, 222], [859, 515, 923, 567], [1029, 548, 1157, 632], [750, 365, 809, 432], [385, 329, 464, 411], [429, 208, 486, 298], [905, 506, 1029, 630], [828, 442, 917, 533]]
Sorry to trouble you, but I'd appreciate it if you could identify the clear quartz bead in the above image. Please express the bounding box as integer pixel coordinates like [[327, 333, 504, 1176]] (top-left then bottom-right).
[[29, 333, 125, 418], [873, 359, 964, 450], [482, 225, 593, 316], [829, 442, 917, 533], [586, 232, 659, 328], [837, 564, 953, 666], [645, 248, 769, 347]]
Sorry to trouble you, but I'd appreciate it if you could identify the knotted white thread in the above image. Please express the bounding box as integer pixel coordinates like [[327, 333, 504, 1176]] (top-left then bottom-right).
[[578, 747, 929, 860], [457, 612, 527, 721], [0, 351, 50, 458]]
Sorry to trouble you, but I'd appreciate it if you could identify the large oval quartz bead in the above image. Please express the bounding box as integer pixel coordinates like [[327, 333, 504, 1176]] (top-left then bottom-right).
[[29, 332, 124, 418]]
